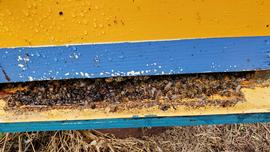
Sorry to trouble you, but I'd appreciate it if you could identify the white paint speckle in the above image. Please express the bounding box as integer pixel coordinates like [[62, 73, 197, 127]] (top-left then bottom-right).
[[127, 70, 140, 76], [69, 52, 79, 59], [28, 76, 34, 81], [85, 73, 90, 77], [80, 72, 84, 76], [18, 64, 24, 68], [17, 56, 23, 61], [23, 56, 30, 62], [74, 54, 79, 59]]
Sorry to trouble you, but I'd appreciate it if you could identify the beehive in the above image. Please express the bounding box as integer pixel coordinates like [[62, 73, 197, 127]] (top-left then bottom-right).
[[0, 0, 270, 132]]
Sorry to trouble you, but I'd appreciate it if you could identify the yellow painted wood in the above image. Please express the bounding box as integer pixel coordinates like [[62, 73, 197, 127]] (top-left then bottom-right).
[[0, 0, 270, 47], [0, 86, 270, 123]]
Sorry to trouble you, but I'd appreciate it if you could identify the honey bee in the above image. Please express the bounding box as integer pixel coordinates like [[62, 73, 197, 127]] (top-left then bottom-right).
[[5, 72, 256, 112]]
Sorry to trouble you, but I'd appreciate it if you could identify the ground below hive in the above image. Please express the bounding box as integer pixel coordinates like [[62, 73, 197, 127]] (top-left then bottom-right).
[[1, 124, 270, 152], [0, 72, 263, 111]]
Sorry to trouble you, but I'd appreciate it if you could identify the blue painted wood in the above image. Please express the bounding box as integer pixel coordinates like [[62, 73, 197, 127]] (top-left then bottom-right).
[[0, 36, 270, 83], [1, 113, 270, 132]]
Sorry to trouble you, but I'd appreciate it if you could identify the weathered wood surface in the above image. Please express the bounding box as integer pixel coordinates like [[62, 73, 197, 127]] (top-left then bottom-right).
[[0, 36, 270, 83]]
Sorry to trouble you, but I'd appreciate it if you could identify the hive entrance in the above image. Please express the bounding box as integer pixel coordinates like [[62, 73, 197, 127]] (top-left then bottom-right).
[[1, 72, 266, 113]]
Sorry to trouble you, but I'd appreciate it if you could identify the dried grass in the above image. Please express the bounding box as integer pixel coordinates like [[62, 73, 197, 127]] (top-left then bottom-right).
[[1, 123, 270, 152]]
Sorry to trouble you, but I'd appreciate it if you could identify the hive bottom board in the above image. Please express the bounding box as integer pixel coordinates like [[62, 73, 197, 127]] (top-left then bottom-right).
[[0, 85, 269, 132], [0, 72, 270, 132]]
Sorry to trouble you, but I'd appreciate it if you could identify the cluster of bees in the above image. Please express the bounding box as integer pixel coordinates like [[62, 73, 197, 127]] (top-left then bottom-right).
[[5, 73, 251, 110]]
